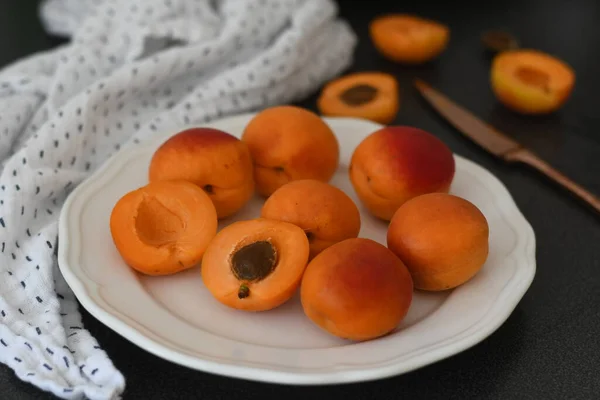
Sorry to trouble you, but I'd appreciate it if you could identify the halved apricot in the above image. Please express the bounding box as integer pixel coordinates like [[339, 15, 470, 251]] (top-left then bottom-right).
[[241, 106, 340, 197], [491, 49, 575, 114], [317, 72, 399, 125], [301, 238, 413, 341], [261, 179, 361, 259], [149, 127, 255, 219], [369, 14, 449, 64], [201, 218, 310, 311], [109, 180, 218, 276]]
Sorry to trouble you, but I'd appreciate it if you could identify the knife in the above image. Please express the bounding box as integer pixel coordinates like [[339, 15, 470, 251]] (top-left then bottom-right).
[[414, 79, 600, 214]]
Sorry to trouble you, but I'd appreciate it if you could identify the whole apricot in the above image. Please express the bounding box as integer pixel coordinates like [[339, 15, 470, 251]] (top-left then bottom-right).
[[370, 14, 449, 64], [241, 106, 340, 197], [387, 193, 489, 291], [201, 218, 310, 312], [301, 238, 413, 341], [149, 127, 254, 219], [261, 179, 361, 259], [110, 180, 218, 276], [491, 49, 575, 115], [349, 126, 455, 221]]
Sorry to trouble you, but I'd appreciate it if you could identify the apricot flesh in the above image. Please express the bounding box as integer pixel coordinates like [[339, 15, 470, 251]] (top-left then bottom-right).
[[317, 72, 400, 125], [349, 126, 455, 221], [370, 14, 449, 64], [149, 127, 255, 219], [261, 179, 361, 259], [387, 193, 489, 291], [241, 106, 340, 197], [109, 180, 218, 276], [491, 49, 575, 115], [201, 218, 310, 311], [301, 238, 413, 341]]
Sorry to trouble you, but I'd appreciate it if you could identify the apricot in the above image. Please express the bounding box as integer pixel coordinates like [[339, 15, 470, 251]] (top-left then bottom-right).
[[260, 179, 361, 259], [369, 14, 449, 64], [491, 49, 575, 115], [349, 126, 455, 221], [148, 127, 254, 219], [317, 72, 399, 125], [109, 180, 218, 276], [201, 218, 310, 312], [387, 193, 489, 291], [300, 238, 413, 341], [241, 106, 340, 197]]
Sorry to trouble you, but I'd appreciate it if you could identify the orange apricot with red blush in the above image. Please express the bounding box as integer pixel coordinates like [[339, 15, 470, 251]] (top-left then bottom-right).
[[491, 49, 575, 115], [261, 179, 361, 259], [387, 193, 489, 291], [317, 72, 400, 125], [201, 218, 310, 312], [110, 180, 218, 276], [370, 14, 449, 64], [349, 126, 455, 221], [301, 238, 413, 341], [149, 127, 254, 219], [241, 106, 340, 197]]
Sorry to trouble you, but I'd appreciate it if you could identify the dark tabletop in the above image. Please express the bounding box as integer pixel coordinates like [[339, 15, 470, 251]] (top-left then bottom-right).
[[2, 0, 599, 399]]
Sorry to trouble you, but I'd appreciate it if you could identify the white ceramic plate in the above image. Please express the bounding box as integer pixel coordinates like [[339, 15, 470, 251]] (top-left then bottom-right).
[[58, 113, 536, 385]]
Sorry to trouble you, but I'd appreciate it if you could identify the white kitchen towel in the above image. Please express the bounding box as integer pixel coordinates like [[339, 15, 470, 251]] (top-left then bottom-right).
[[0, 0, 356, 398]]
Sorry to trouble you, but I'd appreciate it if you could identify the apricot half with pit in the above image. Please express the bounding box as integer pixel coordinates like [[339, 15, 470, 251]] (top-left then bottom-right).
[[148, 127, 255, 219], [387, 193, 489, 291], [241, 106, 340, 197], [301, 238, 413, 341], [369, 14, 449, 64], [201, 218, 310, 311], [261, 179, 361, 259], [349, 126, 455, 221], [491, 49, 575, 115], [317, 72, 400, 125], [109, 180, 218, 276]]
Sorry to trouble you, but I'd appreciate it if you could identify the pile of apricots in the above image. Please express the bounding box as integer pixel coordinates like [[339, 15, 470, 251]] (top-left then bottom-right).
[[110, 105, 490, 342], [316, 14, 575, 124]]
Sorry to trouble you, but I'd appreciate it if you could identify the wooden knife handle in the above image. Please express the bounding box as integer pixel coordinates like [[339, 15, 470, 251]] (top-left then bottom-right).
[[505, 148, 600, 214]]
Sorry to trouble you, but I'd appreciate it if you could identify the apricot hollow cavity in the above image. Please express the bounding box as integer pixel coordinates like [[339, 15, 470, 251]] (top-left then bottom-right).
[[109, 180, 218, 276], [300, 238, 413, 341], [260, 179, 361, 259], [241, 106, 340, 197], [201, 218, 310, 311], [317, 72, 400, 124], [490, 49, 575, 115], [349, 126, 455, 221], [387, 193, 489, 291], [369, 14, 449, 64], [149, 127, 255, 219]]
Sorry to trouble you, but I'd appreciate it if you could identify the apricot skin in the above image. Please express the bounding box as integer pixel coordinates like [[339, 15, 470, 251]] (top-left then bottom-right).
[[387, 193, 489, 291], [201, 218, 310, 312], [301, 238, 413, 341], [491, 49, 575, 115], [261, 179, 361, 259], [369, 14, 449, 64], [241, 106, 340, 197], [148, 127, 254, 219], [349, 126, 455, 221], [109, 180, 218, 276]]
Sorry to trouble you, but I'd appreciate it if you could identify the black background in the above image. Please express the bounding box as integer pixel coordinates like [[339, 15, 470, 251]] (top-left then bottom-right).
[[1, 0, 599, 399]]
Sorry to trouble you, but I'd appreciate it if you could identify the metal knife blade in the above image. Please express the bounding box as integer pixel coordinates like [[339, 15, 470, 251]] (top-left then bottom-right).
[[414, 79, 522, 159]]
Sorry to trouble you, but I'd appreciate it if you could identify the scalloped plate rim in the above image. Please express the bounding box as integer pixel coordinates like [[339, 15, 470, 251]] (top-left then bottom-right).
[[57, 113, 536, 385]]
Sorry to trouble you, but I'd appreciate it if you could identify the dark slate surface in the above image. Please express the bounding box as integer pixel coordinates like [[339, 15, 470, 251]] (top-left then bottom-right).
[[1, 0, 599, 398]]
